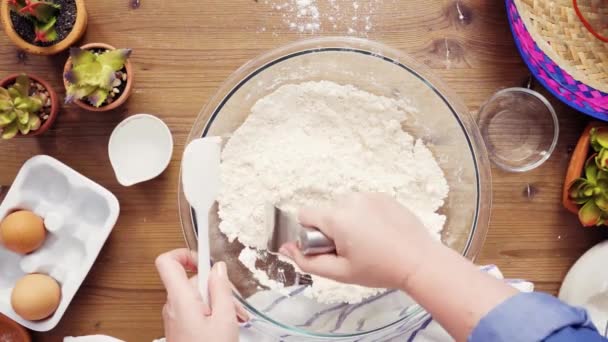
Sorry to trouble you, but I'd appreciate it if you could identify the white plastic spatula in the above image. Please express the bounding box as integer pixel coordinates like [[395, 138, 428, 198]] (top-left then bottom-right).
[[181, 137, 222, 305]]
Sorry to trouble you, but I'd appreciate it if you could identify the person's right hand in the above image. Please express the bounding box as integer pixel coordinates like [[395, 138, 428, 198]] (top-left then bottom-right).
[[279, 192, 441, 289], [282, 193, 522, 342]]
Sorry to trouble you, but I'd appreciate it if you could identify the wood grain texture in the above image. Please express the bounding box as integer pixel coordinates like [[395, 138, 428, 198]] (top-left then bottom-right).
[[0, 0, 606, 340]]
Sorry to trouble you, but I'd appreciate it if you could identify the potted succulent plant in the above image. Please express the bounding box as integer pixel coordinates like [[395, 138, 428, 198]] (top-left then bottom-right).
[[0, 73, 59, 139], [1, 0, 87, 55], [63, 43, 133, 112], [563, 123, 608, 226]]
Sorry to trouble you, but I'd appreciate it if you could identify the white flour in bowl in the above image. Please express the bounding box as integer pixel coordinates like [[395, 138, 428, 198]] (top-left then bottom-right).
[[218, 80, 449, 304]]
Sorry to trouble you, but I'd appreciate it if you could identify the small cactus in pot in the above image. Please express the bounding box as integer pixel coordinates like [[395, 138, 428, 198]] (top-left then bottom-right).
[[8, 0, 61, 43], [0, 74, 58, 139], [63, 44, 133, 112], [568, 127, 608, 226], [1, 0, 88, 55]]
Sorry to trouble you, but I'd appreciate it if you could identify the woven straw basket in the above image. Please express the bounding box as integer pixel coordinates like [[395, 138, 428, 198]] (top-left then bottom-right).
[[515, 0, 607, 92]]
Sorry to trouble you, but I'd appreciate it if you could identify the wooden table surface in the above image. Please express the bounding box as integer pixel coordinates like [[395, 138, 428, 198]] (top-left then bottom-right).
[[1, 0, 607, 340]]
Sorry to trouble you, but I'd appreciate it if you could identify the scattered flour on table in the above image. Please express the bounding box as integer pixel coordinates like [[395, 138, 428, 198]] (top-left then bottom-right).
[[260, 0, 385, 35], [219, 80, 449, 304]]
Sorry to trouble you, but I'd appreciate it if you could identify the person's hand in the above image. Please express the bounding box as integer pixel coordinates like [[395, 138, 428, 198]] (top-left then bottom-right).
[[156, 248, 239, 342], [281, 193, 520, 342], [279, 192, 441, 289]]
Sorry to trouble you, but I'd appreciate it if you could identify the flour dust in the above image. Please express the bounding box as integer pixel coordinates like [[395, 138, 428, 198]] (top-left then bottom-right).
[[259, 0, 388, 35]]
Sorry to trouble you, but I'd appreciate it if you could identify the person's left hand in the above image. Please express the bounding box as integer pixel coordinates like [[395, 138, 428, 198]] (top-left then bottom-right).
[[156, 248, 239, 342]]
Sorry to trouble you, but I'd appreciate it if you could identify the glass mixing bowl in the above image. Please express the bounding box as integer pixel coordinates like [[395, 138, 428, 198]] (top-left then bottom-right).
[[178, 37, 492, 340]]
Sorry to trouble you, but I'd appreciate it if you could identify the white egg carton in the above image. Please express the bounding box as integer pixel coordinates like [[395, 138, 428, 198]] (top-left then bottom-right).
[[0, 155, 120, 331]]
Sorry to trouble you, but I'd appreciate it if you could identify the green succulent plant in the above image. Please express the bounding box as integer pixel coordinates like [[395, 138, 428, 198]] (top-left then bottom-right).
[[8, 0, 61, 43], [569, 127, 608, 227], [64, 47, 132, 108], [0, 75, 44, 139], [590, 127, 608, 171]]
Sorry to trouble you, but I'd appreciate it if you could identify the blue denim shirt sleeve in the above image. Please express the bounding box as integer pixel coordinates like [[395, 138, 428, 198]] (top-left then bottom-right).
[[469, 292, 607, 342]]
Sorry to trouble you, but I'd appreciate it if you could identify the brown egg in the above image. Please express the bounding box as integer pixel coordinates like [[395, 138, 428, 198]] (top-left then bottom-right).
[[0, 210, 46, 254], [11, 274, 61, 321]]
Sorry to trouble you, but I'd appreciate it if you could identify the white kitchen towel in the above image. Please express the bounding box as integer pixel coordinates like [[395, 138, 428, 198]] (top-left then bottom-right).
[[65, 265, 534, 342]]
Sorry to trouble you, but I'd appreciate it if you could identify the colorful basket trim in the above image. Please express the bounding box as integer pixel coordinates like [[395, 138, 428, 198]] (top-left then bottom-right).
[[507, 0, 608, 119]]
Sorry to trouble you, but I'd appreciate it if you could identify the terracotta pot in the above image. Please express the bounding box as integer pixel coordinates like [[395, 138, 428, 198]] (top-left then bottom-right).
[[562, 122, 607, 214], [0, 0, 87, 55], [0, 314, 30, 342], [63, 43, 134, 112], [0, 73, 60, 138]]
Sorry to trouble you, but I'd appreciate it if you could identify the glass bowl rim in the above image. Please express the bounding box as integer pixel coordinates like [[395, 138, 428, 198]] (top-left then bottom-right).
[[178, 36, 492, 338]]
